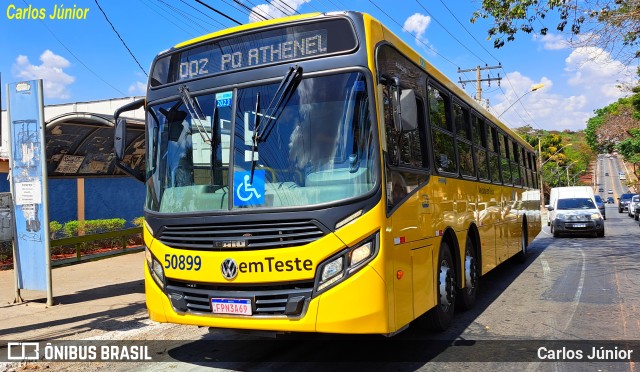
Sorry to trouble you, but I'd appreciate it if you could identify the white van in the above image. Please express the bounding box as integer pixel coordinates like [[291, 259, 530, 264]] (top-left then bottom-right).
[[546, 186, 604, 237]]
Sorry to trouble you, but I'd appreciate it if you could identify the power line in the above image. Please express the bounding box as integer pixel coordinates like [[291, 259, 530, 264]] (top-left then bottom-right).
[[140, 0, 197, 37], [267, 0, 297, 16], [413, 0, 488, 64], [94, 0, 148, 77], [322, 0, 343, 11], [155, 0, 210, 34], [157, 0, 223, 31], [219, 0, 256, 19], [498, 68, 544, 129], [430, 0, 502, 64], [234, 0, 270, 21], [196, 0, 242, 25], [366, 0, 459, 68], [179, 0, 229, 28]]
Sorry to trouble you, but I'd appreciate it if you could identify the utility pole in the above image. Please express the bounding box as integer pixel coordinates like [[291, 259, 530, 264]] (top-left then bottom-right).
[[458, 64, 502, 106]]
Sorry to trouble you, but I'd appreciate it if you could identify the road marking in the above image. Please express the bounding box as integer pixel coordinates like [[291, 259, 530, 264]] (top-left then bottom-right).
[[541, 260, 550, 279], [564, 248, 586, 332]]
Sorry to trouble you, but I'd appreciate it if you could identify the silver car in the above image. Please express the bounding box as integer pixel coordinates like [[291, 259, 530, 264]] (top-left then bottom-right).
[[628, 195, 640, 217], [551, 197, 605, 238]]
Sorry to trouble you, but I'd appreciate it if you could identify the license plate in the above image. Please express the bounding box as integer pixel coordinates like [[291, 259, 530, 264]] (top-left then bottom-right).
[[211, 298, 252, 315], [573, 223, 587, 228]]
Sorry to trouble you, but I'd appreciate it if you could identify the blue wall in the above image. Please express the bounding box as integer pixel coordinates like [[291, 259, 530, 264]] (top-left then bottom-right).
[[0, 174, 145, 226]]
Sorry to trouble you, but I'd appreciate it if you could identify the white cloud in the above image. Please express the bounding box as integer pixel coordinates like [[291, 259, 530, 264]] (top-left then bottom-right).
[[565, 46, 635, 99], [486, 45, 635, 131], [403, 13, 431, 46], [488, 72, 589, 131], [128, 81, 146, 95], [12, 50, 75, 99], [534, 33, 569, 50], [249, 0, 310, 23]]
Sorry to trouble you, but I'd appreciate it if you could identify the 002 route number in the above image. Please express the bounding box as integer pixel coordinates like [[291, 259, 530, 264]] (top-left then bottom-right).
[[164, 254, 202, 271]]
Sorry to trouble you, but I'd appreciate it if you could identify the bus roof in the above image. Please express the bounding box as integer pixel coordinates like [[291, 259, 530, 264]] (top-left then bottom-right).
[[366, 14, 534, 152]]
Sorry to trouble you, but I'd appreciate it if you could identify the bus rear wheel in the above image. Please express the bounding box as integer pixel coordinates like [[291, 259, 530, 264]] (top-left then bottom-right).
[[422, 242, 456, 331], [458, 235, 478, 310], [517, 221, 528, 263]]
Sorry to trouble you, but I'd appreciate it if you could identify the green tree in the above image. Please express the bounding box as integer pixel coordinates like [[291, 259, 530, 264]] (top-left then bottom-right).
[[471, 0, 640, 62], [616, 128, 640, 178]]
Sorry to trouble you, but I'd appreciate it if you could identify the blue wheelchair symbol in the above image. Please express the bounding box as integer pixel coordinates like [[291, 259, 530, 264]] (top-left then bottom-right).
[[233, 170, 265, 206]]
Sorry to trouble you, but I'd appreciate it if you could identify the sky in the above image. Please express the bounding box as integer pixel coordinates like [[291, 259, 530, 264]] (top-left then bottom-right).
[[0, 0, 637, 132]]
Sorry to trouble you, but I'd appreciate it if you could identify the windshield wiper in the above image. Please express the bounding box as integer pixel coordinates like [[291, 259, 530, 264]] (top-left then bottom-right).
[[179, 85, 211, 144], [249, 65, 303, 183]]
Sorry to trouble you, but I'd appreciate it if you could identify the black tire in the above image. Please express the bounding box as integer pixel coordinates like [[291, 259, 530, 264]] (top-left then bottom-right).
[[517, 222, 528, 263], [619, 208, 623, 213], [551, 225, 560, 238], [635, 214, 638, 221], [422, 242, 456, 331], [457, 235, 479, 310], [597, 230, 605, 237]]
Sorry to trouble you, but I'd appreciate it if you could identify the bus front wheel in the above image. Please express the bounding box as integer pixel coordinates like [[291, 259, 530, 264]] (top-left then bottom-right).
[[422, 242, 456, 331]]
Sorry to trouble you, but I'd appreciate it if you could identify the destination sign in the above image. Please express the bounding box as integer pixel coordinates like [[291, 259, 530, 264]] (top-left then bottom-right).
[[150, 18, 357, 86]]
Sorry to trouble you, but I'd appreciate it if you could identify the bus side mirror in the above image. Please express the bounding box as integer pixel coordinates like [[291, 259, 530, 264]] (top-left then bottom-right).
[[114, 118, 127, 160], [399, 89, 417, 132], [391, 84, 417, 133], [114, 98, 145, 182]]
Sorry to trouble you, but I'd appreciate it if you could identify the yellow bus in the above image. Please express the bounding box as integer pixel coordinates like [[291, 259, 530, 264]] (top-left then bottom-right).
[[114, 11, 541, 335]]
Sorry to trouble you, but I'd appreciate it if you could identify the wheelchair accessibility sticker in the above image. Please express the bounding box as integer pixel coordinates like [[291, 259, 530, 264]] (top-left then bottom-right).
[[233, 170, 265, 206]]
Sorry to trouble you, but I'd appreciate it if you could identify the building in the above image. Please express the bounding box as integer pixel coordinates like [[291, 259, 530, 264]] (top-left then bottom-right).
[[0, 97, 146, 226]]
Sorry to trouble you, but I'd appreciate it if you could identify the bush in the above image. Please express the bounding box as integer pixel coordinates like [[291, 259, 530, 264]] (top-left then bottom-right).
[[2, 218, 142, 269], [132, 216, 144, 227], [62, 218, 126, 237], [50, 221, 63, 239]]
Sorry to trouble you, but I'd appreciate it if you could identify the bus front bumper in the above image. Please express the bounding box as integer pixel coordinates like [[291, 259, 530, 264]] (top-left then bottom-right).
[[145, 263, 392, 334]]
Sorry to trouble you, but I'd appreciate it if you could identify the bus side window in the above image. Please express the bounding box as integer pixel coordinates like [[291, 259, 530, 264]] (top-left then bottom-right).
[[472, 114, 489, 181], [428, 84, 457, 174], [487, 124, 501, 184], [453, 101, 475, 178], [398, 96, 427, 168]]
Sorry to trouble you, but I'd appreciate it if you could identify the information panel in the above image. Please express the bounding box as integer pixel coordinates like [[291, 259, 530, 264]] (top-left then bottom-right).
[[7, 80, 51, 292]]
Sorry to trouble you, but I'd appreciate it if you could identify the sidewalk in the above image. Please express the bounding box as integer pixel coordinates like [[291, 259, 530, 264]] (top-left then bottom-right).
[[0, 252, 148, 341]]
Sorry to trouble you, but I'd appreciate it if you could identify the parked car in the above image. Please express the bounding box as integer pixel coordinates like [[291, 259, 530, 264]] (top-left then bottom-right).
[[628, 195, 640, 217], [594, 195, 606, 220], [608, 189, 613, 194], [618, 193, 638, 213], [635, 203, 640, 221], [598, 187, 605, 192], [605, 172, 609, 176], [606, 196, 615, 204]]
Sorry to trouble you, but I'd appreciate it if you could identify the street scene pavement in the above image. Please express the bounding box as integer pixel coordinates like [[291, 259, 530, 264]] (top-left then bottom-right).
[[0, 252, 150, 343]]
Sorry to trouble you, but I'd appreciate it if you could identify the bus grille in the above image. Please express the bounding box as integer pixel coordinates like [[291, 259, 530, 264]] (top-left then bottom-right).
[[157, 220, 327, 250], [165, 279, 314, 316]]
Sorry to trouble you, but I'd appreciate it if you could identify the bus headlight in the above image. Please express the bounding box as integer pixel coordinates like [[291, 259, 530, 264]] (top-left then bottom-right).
[[321, 257, 343, 282], [349, 241, 372, 270], [145, 247, 165, 288], [315, 232, 378, 294]]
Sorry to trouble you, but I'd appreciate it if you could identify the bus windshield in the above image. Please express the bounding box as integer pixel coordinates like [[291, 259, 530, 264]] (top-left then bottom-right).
[[556, 198, 596, 210], [145, 71, 378, 213]]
